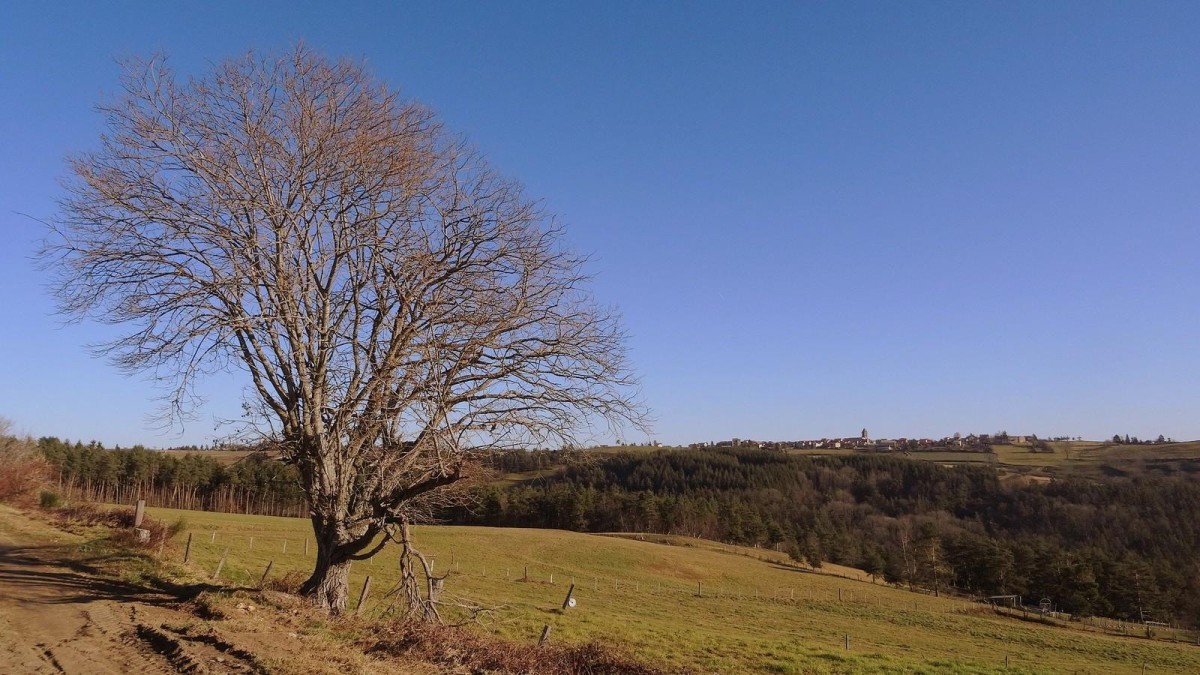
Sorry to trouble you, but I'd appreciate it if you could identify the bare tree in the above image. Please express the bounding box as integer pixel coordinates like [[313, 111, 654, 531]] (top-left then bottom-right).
[[0, 418, 47, 502], [41, 46, 646, 613]]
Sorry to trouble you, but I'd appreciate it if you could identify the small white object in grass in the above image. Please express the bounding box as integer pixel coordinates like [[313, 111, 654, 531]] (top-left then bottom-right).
[[567, 598, 576, 608]]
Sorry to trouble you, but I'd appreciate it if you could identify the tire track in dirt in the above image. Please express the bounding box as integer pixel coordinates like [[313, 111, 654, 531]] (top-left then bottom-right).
[[0, 519, 174, 673], [0, 507, 262, 674]]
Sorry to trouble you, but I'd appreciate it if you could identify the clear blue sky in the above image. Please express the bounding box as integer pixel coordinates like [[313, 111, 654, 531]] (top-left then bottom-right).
[[2, 1, 1199, 447]]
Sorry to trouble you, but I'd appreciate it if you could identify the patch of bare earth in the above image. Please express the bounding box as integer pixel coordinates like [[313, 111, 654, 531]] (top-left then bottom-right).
[[0, 505, 434, 674]]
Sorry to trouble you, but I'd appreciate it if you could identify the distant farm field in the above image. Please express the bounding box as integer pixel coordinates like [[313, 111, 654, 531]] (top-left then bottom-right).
[[157, 449, 262, 465], [992, 442, 1200, 470], [783, 448, 858, 457], [149, 507, 1200, 674], [902, 451, 999, 465]]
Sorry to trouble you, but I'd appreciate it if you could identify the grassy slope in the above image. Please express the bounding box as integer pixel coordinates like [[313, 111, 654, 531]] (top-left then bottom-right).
[[992, 442, 1200, 470], [156, 449, 262, 465], [149, 507, 1200, 675], [587, 445, 686, 455]]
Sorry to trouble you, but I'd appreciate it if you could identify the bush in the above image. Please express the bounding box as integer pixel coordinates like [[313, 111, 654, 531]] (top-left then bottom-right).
[[116, 512, 175, 549], [54, 502, 107, 526], [50, 502, 177, 550], [0, 419, 47, 502], [364, 619, 671, 675], [264, 570, 308, 594], [39, 491, 63, 508]]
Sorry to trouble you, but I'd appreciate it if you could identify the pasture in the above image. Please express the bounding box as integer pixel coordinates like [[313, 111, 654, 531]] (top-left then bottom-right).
[[992, 442, 1200, 472], [149, 506, 1200, 674], [157, 449, 264, 465]]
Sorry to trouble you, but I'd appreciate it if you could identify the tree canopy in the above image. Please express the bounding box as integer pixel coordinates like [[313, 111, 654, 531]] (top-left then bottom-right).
[[42, 46, 646, 612]]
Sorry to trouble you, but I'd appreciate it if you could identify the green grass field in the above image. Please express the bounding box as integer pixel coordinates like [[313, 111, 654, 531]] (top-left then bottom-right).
[[901, 451, 1000, 465], [148, 507, 1200, 674], [158, 449, 263, 464], [587, 444, 686, 455], [783, 448, 858, 458], [992, 442, 1200, 471]]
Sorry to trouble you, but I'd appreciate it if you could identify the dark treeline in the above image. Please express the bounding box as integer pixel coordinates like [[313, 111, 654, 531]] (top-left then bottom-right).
[[35, 441, 567, 519], [452, 448, 1200, 627], [38, 438, 307, 517], [35, 440, 568, 519]]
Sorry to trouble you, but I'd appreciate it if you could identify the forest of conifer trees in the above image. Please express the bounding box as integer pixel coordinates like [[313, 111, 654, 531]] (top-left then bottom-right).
[[37, 438, 307, 517]]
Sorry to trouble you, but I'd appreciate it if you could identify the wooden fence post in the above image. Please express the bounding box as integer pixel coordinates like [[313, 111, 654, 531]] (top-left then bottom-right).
[[134, 499, 146, 528], [211, 530, 216, 543], [282, 540, 287, 555], [259, 560, 274, 589], [213, 547, 229, 580], [304, 538, 309, 555], [538, 624, 551, 646], [355, 576, 373, 616], [561, 583, 576, 610], [844, 634, 850, 650], [184, 532, 193, 563], [249, 536, 254, 551]]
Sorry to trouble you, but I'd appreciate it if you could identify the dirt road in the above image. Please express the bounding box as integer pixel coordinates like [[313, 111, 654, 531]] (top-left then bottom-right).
[[0, 506, 180, 673], [0, 505, 281, 674], [0, 506, 442, 675]]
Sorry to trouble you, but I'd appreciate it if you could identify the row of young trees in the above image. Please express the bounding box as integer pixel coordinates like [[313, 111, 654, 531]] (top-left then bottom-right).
[[1112, 434, 1171, 444], [38, 438, 307, 517]]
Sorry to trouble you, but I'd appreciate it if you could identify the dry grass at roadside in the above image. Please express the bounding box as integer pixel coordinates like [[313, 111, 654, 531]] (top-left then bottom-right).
[[46, 501, 185, 550], [361, 618, 674, 675]]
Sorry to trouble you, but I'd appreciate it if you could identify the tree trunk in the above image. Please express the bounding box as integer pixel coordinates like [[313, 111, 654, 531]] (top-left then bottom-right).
[[310, 557, 351, 613], [300, 520, 354, 613], [302, 549, 352, 612]]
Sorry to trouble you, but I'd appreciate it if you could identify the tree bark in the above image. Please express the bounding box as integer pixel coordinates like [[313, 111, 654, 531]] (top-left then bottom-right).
[[310, 558, 351, 613], [301, 519, 354, 612]]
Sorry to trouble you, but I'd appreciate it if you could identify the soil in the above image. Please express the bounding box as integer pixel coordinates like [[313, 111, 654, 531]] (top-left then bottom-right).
[[0, 505, 274, 674], [0, 505, 444, 675]]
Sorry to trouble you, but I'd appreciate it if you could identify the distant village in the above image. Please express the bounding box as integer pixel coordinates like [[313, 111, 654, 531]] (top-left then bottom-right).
[[683, 429, 1176, 453], [688, 429, 1034, 452]]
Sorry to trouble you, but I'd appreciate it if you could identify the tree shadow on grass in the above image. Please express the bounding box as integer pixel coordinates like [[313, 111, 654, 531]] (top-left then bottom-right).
[[0, 539, 221, 607], [765, 561, 822, 575]]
